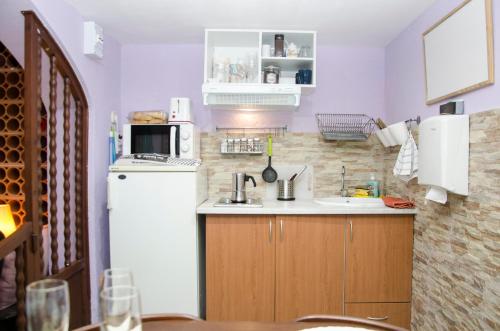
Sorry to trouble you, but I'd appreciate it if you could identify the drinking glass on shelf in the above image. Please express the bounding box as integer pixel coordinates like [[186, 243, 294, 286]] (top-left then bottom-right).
[[100, 268, 134, 290], [100, 286, 142, 331], [26, 279, 70, 331], [299, 46, 311, 58]]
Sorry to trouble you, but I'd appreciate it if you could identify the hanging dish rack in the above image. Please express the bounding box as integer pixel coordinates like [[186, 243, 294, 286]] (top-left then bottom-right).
[[315, 114, 376, 141]]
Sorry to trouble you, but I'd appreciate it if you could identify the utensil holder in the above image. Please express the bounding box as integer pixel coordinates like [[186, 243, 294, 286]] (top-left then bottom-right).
[[277, 180, 295, 201]]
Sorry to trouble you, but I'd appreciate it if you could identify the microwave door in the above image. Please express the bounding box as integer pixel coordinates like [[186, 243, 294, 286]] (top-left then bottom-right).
[[170, 126, 177, 157]]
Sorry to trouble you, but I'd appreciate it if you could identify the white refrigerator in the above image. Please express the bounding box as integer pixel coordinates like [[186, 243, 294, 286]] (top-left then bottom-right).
[[107, 160, 207, 315]]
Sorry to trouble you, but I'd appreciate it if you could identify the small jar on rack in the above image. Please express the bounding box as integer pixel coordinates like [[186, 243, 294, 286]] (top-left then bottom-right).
[[227, 138, 234, 153], [234, 139, 241, 153], [220, 136, 264, 155], [240, 138, 247, 152]]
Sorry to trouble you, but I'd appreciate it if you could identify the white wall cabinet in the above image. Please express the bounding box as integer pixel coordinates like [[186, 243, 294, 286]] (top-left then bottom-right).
[[204, 29, 317, 89]]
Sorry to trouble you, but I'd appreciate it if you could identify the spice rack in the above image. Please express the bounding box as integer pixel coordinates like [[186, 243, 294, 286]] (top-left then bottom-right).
[[220, 138, 264, 154], [216, 126, 286, 155], [216, 126, 287, 137]]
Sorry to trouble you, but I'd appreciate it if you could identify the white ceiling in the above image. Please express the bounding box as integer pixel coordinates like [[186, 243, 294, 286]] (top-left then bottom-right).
[[63, 0, 437, 46]]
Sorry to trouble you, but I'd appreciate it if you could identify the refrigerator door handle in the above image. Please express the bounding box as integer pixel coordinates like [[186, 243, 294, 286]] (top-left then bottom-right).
[[107, 177, 112, 210]]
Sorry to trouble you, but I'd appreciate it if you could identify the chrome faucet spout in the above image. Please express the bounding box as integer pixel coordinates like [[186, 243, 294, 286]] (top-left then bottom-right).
[[340, 166, 348, 197]]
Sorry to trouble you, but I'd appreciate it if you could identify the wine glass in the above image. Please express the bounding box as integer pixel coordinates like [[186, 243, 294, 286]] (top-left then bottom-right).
[[100, 286, 142, 331], [100, 268, 134, 290], [26, 279, 70, 331]]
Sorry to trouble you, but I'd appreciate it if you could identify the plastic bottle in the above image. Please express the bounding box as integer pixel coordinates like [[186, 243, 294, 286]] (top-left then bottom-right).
[[367, 173, 380, 198]]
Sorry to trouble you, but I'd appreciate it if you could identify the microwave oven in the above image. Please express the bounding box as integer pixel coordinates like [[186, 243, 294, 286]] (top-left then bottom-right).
[[122, 123, 200, 159]]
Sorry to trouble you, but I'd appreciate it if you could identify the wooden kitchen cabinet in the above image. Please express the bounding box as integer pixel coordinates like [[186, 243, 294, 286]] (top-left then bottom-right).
[[345, 302, 411, 329], [205, 213, 414, 323], [206, 215, 275, 321], [345, 215, 413, 303], [275, 215, 344, 321]]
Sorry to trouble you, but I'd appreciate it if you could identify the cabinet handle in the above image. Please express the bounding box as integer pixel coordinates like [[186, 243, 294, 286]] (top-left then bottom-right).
[[280, 219, 284, 241], [349, 220, 353, 241], [269, 220, 273, 243], [367, 316, 389, 321]]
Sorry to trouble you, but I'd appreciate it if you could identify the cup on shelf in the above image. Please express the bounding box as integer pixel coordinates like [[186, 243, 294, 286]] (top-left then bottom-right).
[[299, 46, 311, 58], [262, 44, 271, 57], [295, 72, 303, 84], [297, 69, 312, 84], [387, 121, 409, 145]]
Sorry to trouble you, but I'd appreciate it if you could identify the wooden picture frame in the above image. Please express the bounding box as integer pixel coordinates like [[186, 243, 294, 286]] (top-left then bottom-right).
[[423, 0, 494, 105]]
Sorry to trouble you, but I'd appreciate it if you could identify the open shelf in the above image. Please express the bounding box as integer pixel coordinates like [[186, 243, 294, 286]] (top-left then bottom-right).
[[204, 29, 316, 88]]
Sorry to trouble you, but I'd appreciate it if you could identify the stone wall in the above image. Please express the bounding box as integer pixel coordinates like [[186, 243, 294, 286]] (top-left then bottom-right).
[[383, 109, 500, 330], [201, 132, 385, 199]]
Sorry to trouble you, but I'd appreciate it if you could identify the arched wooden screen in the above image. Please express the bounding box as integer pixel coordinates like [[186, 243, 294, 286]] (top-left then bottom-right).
[[23, 11, 90, 329]]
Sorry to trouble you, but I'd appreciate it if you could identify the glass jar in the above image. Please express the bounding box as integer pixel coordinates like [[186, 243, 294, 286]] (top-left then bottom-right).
[[247, 138, 254, 152], [263, 65, 280, 84], [221, 139, 228, 153], [234, 139, 241, 152], [240, 138, 247, 152], [254, 137, 261, 152]]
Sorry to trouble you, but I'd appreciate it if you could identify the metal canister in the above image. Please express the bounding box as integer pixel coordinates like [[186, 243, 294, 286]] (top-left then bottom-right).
[[277, 179, 295, 201]]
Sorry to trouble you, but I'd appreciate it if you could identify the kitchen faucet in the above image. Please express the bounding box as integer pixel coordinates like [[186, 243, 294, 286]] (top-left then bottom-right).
[[340, 166, 348, 197]]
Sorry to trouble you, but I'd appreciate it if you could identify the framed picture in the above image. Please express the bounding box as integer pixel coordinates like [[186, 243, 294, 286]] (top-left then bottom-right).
[[423, 0, 494, 105]]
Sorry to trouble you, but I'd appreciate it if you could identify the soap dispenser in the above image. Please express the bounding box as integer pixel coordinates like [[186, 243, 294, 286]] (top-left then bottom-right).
[[367, 173, 380, 198]]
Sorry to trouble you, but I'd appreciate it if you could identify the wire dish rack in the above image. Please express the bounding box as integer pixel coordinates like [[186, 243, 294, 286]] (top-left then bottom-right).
[[315, 114, 376, 141]]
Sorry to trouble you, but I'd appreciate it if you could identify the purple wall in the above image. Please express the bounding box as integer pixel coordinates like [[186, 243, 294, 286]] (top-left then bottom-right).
[[385, 0, 500, 123], [121, 45, 386, 131], [1, 0, 122, 321]]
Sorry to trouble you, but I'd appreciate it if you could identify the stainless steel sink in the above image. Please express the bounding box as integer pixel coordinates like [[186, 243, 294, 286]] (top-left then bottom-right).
[[314, 197, 385, 208]]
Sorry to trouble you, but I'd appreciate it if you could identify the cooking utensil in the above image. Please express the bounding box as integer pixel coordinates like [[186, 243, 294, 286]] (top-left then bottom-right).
[[289, 165, 307, 181], [262, 136, 278, 183]]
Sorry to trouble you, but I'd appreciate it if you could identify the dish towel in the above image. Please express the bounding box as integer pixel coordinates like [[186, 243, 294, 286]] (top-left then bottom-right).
[[393, 131, 418, 182], [382, 196, 416, 209]]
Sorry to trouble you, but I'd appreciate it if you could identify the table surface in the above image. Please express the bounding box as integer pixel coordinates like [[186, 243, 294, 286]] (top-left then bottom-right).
[[75, 320, 391, 331]]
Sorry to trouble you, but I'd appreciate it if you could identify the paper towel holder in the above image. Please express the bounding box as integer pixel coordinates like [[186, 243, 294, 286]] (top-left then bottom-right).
[[418, 115, 469, 196], [405, 116, 421, 130]]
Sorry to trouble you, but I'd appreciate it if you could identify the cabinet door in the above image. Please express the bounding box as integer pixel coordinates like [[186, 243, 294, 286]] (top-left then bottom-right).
[[275, 215, 345, 321], [206, 215, 275, 321], [345, 215, 413, 303], [345, 303, 411, 329]]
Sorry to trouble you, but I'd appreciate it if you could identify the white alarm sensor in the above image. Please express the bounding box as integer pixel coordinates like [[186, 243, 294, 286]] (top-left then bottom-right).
[[83, 21, 103, 59]]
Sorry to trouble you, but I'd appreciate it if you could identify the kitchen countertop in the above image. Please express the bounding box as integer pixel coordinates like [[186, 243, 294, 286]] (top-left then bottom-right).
[[197, 199, 417, 215]]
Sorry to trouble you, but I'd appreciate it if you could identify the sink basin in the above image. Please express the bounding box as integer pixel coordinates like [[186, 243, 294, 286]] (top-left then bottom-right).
[[314, 197, 385, 208]]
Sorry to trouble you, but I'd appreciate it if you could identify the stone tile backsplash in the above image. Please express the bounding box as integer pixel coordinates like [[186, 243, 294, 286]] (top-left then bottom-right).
[[201, 133, 386, 199]]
